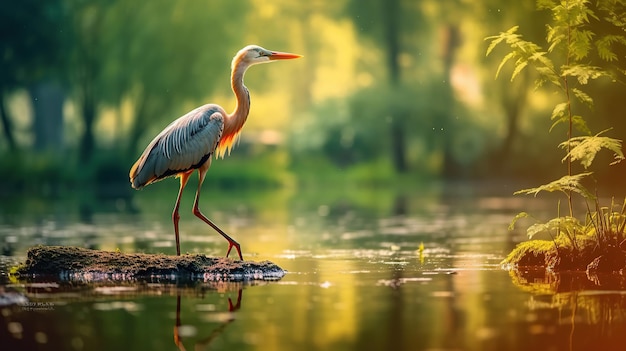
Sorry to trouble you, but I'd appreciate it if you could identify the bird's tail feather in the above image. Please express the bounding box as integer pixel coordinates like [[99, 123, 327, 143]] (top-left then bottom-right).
[[129, 158, 152, 189]]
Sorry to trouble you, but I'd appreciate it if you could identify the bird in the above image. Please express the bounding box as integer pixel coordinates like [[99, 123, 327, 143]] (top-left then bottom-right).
[[129, 45, 301, 260]]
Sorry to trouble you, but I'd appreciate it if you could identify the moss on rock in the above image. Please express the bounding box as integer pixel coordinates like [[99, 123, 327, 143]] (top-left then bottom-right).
[[16, 246, 286, 282], [502, 237, 626, 274]]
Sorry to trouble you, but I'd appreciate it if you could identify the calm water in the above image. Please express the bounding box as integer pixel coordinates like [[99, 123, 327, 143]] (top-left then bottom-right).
[[2, 182, 626, 351]]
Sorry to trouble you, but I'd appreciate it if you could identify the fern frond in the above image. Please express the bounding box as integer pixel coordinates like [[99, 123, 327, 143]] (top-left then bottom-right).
[[511, 58, 529, 81], [560, 131, 625, 168], [514, 173, 594, 199], [550, 114, 590, 134], [485, 26, 562, 87], [561, 64, 608, 84], [570, 29, 594, 60], [571, 88, 593, 107], [596, 35, 626, 62], [496, 52, 517, 79], [509, 212, 529, 231], [571, 115, 591, 135], [535, 66, 562, 88], [550, 102, 568, 120], [600, 3, 626, 27], [548, 33, 566, 52], [485, 26, 519, 56], [567, 0, 598, 25], [549, 118, 566, 133], [536, 0, 557, 11], [527, 216, 582, 239]]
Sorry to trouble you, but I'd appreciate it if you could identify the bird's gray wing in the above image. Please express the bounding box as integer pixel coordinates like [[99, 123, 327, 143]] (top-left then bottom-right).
[[130, 104, 224, 188]]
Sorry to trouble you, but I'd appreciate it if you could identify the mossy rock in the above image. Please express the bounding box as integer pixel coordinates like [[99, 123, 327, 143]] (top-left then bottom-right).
[[501, 240, 555, 268], [502, 239, 626, 274], [15, 246, 286, 282]]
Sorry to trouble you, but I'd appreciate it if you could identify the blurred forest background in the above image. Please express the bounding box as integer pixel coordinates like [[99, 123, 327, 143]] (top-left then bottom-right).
[[1, 0, 625, 197]]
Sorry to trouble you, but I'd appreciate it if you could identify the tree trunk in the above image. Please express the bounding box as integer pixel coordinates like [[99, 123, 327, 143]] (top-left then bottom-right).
[[125, 94, 150, 158], [492, 72, 528, 170], [75, 3, 104, 164], [382, 0, 408, 173], [439, 25, 462, 178], [29, 81, 65, 153], [390, 116, 408, 173], [79, 87, 95, 163], [0, 89, 17, 151], [498, 96, 521, 162]]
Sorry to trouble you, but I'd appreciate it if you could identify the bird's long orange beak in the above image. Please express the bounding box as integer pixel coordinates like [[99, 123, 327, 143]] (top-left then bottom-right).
[[269, 51, 302, 60]]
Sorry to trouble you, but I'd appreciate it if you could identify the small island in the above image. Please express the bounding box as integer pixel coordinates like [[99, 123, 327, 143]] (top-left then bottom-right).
[[502, 236, 626, 275], [13, 246, 286, 282]]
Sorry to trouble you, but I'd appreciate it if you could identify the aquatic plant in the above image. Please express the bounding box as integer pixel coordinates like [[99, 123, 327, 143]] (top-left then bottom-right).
[[486, 0, 626, 271]]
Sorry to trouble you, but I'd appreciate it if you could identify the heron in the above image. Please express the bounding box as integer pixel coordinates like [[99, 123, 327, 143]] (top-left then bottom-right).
[[129, 45, 301, 259]]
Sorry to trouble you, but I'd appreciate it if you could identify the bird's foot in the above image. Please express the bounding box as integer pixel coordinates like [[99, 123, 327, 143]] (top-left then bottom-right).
[[226, 241, 243, 261]]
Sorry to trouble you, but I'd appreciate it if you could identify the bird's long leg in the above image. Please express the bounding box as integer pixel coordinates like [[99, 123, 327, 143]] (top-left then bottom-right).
[[173, 294, 185, 351], [192, 165, 243, 260], [173, 172, 192, 256]]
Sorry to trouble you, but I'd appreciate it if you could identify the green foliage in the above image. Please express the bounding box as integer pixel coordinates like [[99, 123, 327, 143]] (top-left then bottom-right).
[[0, 0, 68, 87], [595, 35, 626, 61], [559, 130, 625, 168], [548, 102, 590, 134], [74, 0, 249, 156], [0, 151, 76, 194], [486, 26, 561, 87], [508, 212, 530, 231], [208, 151, 292, 190], [586, 197, 626, 247], [527, 216, 587, 250], [502, 239, 556, 267], [514, 173, 593, 198], [290, 79, 470, 176], [489, 0, 626, 260]]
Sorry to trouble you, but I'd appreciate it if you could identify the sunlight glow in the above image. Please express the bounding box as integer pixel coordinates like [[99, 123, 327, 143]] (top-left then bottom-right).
[[310, 16, 361, 102]]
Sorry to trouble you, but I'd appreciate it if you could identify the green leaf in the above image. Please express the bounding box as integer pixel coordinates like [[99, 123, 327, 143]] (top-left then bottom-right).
[[485, 26, 519, 57], [514, 173, 594, 199], [551, 114, 590, 134], [560, 131, 625, 169], [550, 102, 568, 120], [595, 35, 626, 62], [596, 36, 618, 61], [548, 33, 565, 52], [561, 64, 608, 84], [511, 58, 528, 81], [535, 66, 562, 88], [526, 216, 582, 239], [550, 118, 566, 133], [495, 52, 517, 79], [485, 36, 505, 57], [485, 25, 564, 88], [536, 0, 557, 11], [571, 115, 591, 135], [570, 29, 594, 60], [509, 212, 529, 231], [526, 222, 549, 239], [571, 88, 593, 108]]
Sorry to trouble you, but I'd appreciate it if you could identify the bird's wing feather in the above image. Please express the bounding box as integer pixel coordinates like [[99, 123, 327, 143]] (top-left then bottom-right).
[[130, 105, 224, 188]]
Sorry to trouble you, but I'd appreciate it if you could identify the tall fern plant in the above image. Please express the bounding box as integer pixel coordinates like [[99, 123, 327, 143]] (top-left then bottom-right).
[[486, 0, 625, 250]]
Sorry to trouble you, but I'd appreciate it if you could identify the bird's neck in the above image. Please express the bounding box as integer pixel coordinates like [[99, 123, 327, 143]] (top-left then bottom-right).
[[226, 62, 251, 138]]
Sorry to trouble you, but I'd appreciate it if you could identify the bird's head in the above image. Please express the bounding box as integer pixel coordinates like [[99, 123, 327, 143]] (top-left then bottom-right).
[[233, 45, 301, 69]]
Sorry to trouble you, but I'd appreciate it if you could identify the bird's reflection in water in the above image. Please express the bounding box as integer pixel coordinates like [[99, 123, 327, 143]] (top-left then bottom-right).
[[174, 288, 243, 351]]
